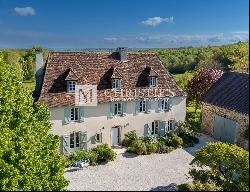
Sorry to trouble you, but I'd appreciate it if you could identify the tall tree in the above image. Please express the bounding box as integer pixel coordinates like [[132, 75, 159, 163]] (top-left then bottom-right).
[[187, 68, 223, 113], [0, 52, 68, 190]]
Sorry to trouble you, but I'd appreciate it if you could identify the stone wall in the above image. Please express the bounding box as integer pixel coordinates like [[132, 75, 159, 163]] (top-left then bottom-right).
[[201, 102, 249, 149]]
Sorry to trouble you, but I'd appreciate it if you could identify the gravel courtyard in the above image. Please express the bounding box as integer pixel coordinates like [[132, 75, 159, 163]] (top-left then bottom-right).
[[64, 134, 216, 191]]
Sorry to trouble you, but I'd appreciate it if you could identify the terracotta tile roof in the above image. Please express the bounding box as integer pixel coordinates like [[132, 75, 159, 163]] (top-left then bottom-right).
[[39, 51, 186, 107], [202, 72, 249, 115]]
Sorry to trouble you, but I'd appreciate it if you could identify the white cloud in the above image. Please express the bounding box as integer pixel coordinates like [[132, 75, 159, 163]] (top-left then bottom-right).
[[104, 37, 127, 43], [14, 7, 36, 16], [141, 16, 174, 26]]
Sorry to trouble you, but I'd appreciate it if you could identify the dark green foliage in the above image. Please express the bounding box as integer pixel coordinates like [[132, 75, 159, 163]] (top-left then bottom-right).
[[122, 130, 138, 147], [178, 183, 193, 191], [188, 142, 249, 191], [68, 144, 117, 166], [166, 133, 183, 148], [174, 121, 199, 147], [244, 125, 249, 140], [0, 53, 68, 190], [124, 131, 184, 155]]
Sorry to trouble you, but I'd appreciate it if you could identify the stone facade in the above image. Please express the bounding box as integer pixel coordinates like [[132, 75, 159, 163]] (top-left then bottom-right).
[[201, 102, 249, 149]]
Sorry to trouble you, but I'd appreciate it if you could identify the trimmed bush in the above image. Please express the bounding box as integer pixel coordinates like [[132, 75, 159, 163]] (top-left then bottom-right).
[[178, 183, 193, 191], [92, 144, 117, 163], [145, 143, 158, 154], [166, 133, 183, 148], [87, 150, 99, 166], [122, 130, 138, 147], [133, 140, 147, 155], [68, 150, 89, 166]]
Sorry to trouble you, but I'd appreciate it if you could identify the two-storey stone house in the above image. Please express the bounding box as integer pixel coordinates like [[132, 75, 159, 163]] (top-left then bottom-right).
[[35, 48, 186, 155]]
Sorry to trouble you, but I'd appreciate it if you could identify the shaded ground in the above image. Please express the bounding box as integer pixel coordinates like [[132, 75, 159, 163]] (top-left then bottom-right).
[[65, 134, 216, 191]]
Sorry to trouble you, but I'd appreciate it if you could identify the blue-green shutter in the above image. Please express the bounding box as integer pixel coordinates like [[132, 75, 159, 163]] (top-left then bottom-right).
[[135, 100, 140, 115], [64, 108, 71, 124], [147, 123, 152, 135], [122, 102, 127, 116], [80, 131, 87, 150], [158, 98, 162, 112], [62, 135, 70, 155], [109, 103, 115, 117], [168, 98, 173, 111], [79, 107, 84, 122], [146, 100, 151, 113], [91, 135, 97, 144], [160, 121, 166, 136]]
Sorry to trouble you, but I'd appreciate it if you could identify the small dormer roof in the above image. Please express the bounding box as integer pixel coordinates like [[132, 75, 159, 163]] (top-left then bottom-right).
[[111, 67, 123, 79], [65, 68, 79, 81], [149, 67, 159, 77]]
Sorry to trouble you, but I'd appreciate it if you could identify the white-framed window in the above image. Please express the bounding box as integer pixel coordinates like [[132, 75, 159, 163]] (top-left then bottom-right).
[[70, 107, 79, 121], [114, 103, 122, 116], [112, 79, 121, 90], [70, 132, 80, 149], [166, 120, 174, 132], [161, 99, 169, 111], [150, 77, 157, 87], [152, 120, 160, 135], [68, 81, 76, 92], [139, 100, 146, 112]]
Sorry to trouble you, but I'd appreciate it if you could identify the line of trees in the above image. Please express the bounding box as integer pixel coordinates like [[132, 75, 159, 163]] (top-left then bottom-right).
[[144, 42, 249, 74], [1, 42, 248, 82]]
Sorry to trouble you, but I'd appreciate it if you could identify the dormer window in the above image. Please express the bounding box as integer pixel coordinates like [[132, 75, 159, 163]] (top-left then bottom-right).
[[150, 77, 157, 87], [67, 81, 76, 92], [112, 79, 121, 90], [65, 68, 79, 93], [148, 67, 158, 87], [110, 67, 122, 90]]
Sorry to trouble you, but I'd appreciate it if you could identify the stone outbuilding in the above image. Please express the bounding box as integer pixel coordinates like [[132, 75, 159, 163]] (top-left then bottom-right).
[[201, 71, 249, 149]]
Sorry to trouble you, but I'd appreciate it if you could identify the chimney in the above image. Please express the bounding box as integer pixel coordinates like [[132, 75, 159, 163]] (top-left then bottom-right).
[[33, 51, 44, 100], [116, 47, 128, 61]]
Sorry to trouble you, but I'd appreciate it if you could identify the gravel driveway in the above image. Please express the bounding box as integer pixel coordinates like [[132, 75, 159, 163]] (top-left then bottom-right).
[[64, 134, 216, 191]]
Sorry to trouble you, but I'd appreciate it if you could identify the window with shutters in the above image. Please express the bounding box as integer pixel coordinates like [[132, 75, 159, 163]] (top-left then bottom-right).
[[166, 120, 174, 132], [70, 132, 80, 149], [151, 120, 160, 135], [139, 100, 146, 112], [70, 107, 79, 121], [114, 103, 122, 116], [112, 79, 121, 90], [149, 77, 157, 87], [161, 99, 169, 111], [67, 81, 76, 92]]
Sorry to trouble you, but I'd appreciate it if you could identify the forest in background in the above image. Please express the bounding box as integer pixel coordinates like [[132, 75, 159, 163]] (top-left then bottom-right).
[[0, 42, 248, 87]]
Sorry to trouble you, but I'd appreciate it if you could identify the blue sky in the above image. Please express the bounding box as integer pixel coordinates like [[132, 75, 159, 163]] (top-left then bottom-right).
[[0, 0, 248, 49]]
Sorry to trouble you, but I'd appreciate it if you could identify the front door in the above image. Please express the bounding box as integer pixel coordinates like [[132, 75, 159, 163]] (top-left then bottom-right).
[[112, 127, 119, 146]]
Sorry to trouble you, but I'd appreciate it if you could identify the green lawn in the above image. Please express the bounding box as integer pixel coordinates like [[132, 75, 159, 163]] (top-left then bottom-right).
[[172, 72, 194, 91]]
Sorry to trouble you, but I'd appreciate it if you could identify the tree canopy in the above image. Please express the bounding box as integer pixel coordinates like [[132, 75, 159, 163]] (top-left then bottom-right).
[[0, 52, 68, 190], [188, 142, 249, 191]]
